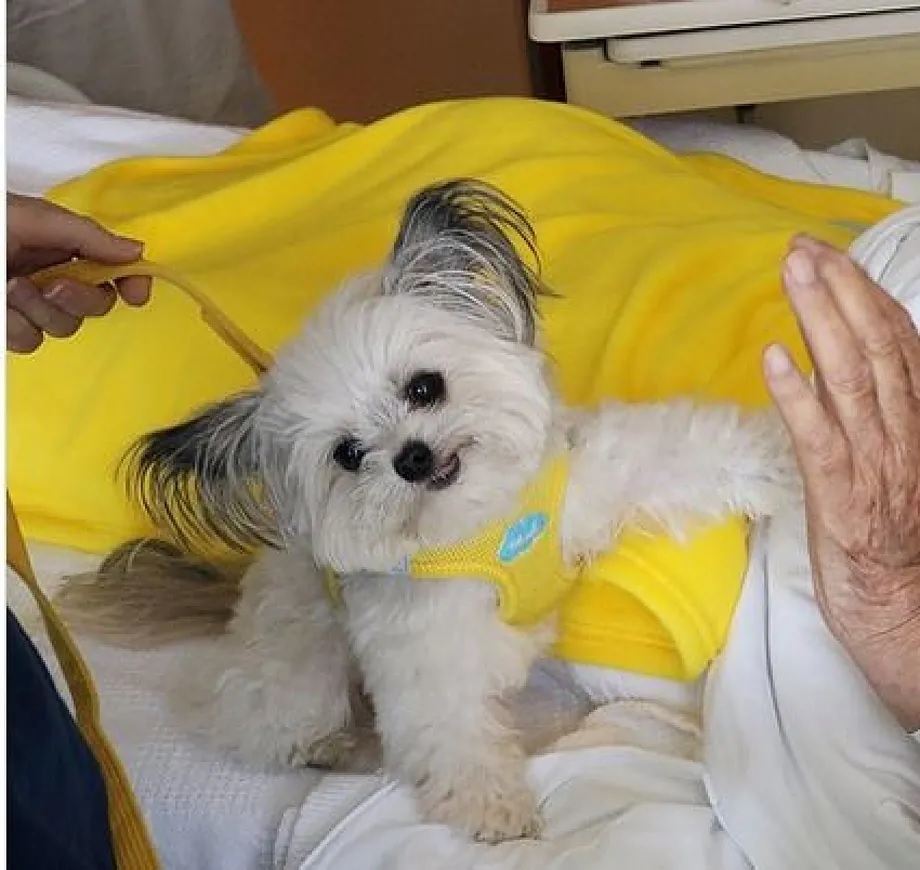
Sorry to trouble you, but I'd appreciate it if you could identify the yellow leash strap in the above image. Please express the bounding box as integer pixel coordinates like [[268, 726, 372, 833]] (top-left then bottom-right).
[[6, 495, 160, 869], [29, 258, 274, 375], [8, 258, 274, 868]]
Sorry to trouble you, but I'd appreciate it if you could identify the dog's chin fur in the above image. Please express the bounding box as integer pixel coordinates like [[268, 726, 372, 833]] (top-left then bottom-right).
[[57, 179, 802, 843]]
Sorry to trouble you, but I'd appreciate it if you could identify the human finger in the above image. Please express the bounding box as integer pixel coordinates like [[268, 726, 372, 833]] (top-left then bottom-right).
[[42, 279, 117, 318], [811, 244, 915, 437], [6, 308, 44, 353], [115, 275, 152, 306], [6, 246, 76, 278], [792, 233, 920, 408], [782, 246, 881, 438], [7, 277, 82, 338], [872, 286, 920, 398], [8, 194, 143, 264], [762, 342, 852, 495]]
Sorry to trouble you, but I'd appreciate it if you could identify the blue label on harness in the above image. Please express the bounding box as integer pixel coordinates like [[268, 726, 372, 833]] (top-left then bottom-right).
[[498, 513, 548, 563]]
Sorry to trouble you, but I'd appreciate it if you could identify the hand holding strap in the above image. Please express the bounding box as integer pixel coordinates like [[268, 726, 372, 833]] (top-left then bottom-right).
[[29, 258, 273, 376]]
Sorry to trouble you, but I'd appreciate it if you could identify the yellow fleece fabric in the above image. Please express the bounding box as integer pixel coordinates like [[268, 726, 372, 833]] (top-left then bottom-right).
[[8, 97, 900, 679]]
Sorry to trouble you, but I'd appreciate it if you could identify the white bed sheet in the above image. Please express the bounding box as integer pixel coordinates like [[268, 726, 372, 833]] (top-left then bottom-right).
[[631, 116, 920, 204], [7, 95, 920, 870]]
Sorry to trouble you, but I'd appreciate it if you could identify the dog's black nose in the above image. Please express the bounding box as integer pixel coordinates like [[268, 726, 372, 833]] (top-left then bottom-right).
[[393, 440, 435, 483]]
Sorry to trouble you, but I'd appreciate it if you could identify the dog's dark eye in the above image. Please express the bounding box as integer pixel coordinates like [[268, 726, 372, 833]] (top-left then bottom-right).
[[332, 438, 366, 472], [405, 371, 446, 408]]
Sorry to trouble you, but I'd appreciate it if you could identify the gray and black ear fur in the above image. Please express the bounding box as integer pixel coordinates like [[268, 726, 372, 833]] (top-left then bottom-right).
[[385, 178, 547, 345], [123, 391, 284, 553]]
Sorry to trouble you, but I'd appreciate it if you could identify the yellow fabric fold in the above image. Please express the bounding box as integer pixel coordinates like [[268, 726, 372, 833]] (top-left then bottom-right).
[[554, 517, 750, 678]]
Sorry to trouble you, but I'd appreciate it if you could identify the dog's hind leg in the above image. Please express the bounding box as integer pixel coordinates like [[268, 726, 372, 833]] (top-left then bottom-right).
[[173, 544, 356, 770]]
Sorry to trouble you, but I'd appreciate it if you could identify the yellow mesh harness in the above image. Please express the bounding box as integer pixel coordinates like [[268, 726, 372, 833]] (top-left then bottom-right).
[[326, 456, 576, 626]]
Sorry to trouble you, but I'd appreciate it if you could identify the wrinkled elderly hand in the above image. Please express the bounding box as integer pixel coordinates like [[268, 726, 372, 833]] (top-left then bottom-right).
[[7, 193, 150, 353], [764, 234, 920, 731]]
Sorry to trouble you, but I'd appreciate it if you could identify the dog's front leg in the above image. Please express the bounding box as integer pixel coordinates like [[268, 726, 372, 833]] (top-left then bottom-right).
[[344, 575, 548, 842], [563, 400, 800, 560]]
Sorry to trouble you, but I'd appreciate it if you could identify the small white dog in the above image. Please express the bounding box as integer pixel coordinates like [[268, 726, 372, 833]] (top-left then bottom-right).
[[61, 180, 798, 842]]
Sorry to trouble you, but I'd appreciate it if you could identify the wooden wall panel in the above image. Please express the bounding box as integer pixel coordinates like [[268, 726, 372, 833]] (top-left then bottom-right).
[[230, 0, 536, 123]]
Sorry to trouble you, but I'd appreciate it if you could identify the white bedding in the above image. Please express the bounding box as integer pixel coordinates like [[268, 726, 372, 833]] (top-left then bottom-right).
[[7, 95, 920, 870]]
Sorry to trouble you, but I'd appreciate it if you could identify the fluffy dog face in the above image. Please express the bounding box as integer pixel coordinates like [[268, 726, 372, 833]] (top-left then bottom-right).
[[129, 180, 555, 573]]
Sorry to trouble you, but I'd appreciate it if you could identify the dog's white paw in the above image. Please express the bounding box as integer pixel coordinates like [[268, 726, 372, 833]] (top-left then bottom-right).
[[417, 763, 542, 843]]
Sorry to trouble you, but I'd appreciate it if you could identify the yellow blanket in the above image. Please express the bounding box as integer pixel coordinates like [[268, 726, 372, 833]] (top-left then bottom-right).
[[8, 97, 899, 678]]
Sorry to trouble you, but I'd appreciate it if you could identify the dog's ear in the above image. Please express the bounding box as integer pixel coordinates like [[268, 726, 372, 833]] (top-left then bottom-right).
[[124, 391, 284, 553], [385, 179, 546, 345]]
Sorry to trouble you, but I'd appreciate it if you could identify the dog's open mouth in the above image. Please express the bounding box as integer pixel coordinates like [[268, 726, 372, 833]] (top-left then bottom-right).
[[428, 453, 461, 491]]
